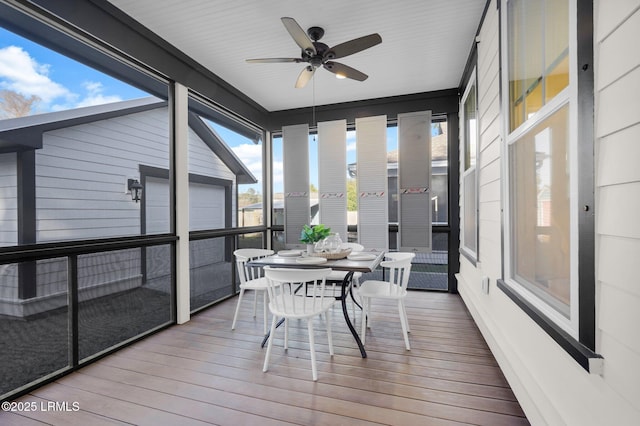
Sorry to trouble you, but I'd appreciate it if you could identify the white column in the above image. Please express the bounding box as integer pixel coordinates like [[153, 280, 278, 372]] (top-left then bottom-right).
[[173, 82, 190, 324]]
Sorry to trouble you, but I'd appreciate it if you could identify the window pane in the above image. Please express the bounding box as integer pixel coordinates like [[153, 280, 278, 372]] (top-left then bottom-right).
[[0, 259, 69, 396], [189, 237, 232, 311], [388, 121, 448, 226], [210, 123, 263, 227], [545, 0, 569, 102], [508, 0, 568, 131], [78, 247, 172, 361], [464, 84, 477, 171], [463, 168, 477, 253], [510, 105, 570, 316], [508, 0, 526, 130], [272, 136, 284, 226], [432, 120, 448, 225], [0, 27, 169, 245]]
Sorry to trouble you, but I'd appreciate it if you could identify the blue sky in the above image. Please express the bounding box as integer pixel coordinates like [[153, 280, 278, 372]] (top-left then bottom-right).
[[0, 26, 400, 194], [0, 28, 146, 111]]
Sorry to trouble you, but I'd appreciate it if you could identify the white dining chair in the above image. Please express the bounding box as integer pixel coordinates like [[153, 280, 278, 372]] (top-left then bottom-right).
[[359, 253, 415, 350], [262, 266, 335, 381], [231, 248, 274, 334]]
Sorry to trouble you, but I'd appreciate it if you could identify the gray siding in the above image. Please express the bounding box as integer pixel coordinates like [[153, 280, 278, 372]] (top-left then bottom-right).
[[0, 106, 239, 316], [35, 108, 170, 241], [0, 152, 17, 247]]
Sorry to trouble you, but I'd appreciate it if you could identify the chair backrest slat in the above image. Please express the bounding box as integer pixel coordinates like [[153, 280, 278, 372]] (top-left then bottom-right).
[[263, 267, 333, 315], [234, 248, 275, 284], [381, 253, 415, 295]]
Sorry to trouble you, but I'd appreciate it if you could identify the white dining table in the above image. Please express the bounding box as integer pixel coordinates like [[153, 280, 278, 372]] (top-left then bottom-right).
[[248, 250, 385, 358]]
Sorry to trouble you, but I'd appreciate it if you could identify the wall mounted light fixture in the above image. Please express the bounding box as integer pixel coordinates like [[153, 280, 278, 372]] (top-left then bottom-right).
[[127, 178, 143, 203]]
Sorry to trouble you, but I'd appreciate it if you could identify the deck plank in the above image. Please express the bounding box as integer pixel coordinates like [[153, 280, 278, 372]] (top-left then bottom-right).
[[1, 291, 530, 425]]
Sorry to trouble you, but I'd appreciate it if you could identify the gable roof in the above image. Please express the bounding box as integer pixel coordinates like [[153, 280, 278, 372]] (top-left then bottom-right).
[[0, 97, 256, 184]]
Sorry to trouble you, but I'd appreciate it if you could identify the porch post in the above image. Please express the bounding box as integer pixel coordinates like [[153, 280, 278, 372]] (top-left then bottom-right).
[[173, 82, 190, 323], [17, 150, 37, 299]]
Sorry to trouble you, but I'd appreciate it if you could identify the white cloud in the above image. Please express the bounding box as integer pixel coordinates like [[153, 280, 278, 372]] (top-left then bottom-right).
[[231, 143, 263, 181], [0, 46, 71, 105], [0, 46, 122, 111], [74, 81, 121, 107], [272, 160, 283, 187], [346, 130, 357, 151]]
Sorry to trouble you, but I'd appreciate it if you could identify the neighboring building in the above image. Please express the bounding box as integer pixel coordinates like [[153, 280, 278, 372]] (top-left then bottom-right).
[[240, 198, 319, 227], [0, 97, 255, 316]]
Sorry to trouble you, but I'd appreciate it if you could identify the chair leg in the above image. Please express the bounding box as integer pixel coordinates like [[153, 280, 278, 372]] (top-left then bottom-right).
[[252, 289, 258, 317], [400, 300, 410, 333], [231, 288, 245, 330], [308, 320, 318, 381], [284, 318, 289, 350], [263, 314, 278, 373], [398, 300, 411, 350], [262, 290, 268, 335], [327, 308, 334, 357]]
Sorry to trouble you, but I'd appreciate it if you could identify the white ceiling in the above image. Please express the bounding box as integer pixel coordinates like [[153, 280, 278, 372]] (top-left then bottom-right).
[[107, 0, 486, 112]]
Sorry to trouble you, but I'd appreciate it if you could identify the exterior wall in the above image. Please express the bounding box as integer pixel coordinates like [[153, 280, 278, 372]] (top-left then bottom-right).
[[188, 126, 237, 227], [0, 152, 17, 247], [35, 107, 169, 241], [456, 0, 640, 425], [594, 0, 640, 417], [0, 153, 18, 301], [0, 106, 238, 316]]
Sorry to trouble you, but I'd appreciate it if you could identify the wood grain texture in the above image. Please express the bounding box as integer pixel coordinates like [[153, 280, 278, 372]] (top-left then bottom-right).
[[3, 291, 529, 425]]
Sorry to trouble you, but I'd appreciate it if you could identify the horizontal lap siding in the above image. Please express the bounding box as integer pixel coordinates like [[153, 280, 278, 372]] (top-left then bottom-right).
[[0, 154, 18, 300], [35, 108, 170, 242], [476, 0, 501, 279], [0, 152, 17, 247], [596, 1, 640, 414], [188, 127, 237, 227], [29, 107, 236, 299]]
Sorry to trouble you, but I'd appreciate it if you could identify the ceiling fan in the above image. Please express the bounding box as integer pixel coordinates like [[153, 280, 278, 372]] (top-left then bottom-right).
[[246, 17, 382, 88]]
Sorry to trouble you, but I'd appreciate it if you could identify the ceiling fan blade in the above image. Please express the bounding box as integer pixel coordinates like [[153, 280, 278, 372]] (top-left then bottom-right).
[[326, 33, 382, 60], [323, 61, 368, 81], [246, 58, 301, 63], [281, 17, 316, 55], [295, 66, 316, 88]]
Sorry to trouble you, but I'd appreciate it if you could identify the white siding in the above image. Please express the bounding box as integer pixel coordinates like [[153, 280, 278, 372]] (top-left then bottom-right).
[[456, 0, 640, 424], [595, 0, 640, 418]]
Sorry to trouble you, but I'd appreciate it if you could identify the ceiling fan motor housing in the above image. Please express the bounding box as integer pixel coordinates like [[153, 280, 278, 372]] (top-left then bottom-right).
[[246, 18, 381, 87]]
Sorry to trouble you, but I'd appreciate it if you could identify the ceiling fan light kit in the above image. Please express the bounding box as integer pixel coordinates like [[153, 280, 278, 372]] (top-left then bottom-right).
[[246, 17, 382, 88]]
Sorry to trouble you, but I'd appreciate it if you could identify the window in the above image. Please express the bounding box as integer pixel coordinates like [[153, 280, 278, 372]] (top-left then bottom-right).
[[461, 69, 478, 260], [0, 15, 175, 399], [502, 0, 595, 357], [508, 0, 569, 131]]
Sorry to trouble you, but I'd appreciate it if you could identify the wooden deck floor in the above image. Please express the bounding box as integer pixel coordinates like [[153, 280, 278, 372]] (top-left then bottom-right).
[[1, 291, 529, 425]]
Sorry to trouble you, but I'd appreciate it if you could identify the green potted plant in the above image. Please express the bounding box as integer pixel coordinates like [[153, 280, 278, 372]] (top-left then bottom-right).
[[299, 224, 331, 254]]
